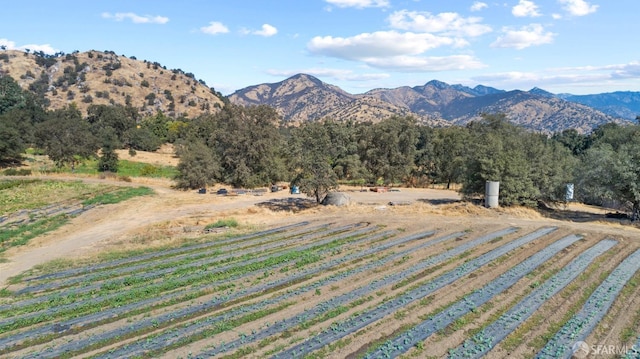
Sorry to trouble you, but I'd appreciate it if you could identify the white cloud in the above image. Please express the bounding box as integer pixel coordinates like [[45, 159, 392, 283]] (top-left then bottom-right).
[[308, 31, 458, 60], [387, 10, 492, 37], [512, 0, 542, 17], [605, 62, 640, 79], [20, 44, 58, 54], [253, 24, 278, 37], [324, 0, 389, 8], [267, 68, 390, 81], [472, 61, 640, 93], [364, 55, 486, 72], [0, 39, 58, 54], [200, 21, 230, 35], [470, 2, 488, 11], [0, 38, 16, 49], [558, 0, 598, 16], [101, 12, 168, 24], [491, 24, 555, 49]]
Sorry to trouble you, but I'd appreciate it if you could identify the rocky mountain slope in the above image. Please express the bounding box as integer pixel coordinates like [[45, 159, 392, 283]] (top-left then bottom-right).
[[562, 91, 640, 120], [230, 74, 632, 133], [0, 49, 225, 118], [229, 74, 446, 126], [2, 48, 635, 133]]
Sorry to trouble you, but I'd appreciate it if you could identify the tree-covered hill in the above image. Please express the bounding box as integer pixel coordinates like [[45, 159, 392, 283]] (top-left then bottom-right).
[[0, 49, 225, 118]]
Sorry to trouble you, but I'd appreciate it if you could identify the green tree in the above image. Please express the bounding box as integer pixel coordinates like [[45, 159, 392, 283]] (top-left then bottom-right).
[[86, 104, 137, 143], [576, 124, 640, 219], [97, 131, 119, 172], [0, 113, 25, 165], [0, 75, 26, 114], [36, 104, 98, 169], [141, 111, 170, 142], [211, 105, 286, 188], [174, 140, 220, 189], [323, 119, 367, 183], [358, 116, 418, 185], [289, 122, 338, 203], [461, 113, 576, 206], [0, 75, 48, 165], [123, 126, 162, 152], [551, 128, 589, 156], [430, 126, 470, 189]]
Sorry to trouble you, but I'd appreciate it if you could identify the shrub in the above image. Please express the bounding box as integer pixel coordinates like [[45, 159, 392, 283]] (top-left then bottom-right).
[[139, 164, 158, 176], [3, 168, 32, 176], [204, 218, 238, 230]]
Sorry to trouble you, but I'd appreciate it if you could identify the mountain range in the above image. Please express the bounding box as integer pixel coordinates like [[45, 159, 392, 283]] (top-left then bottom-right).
[[1, 49, 637, 134], [230, 74, 637, 133]]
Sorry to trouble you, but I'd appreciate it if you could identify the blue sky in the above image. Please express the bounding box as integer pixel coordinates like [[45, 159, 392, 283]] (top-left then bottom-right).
[[1, 0, 638, 95]]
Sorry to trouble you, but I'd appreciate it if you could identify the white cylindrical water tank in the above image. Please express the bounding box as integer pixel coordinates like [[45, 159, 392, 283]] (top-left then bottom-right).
[[566, 183, 574, 202], [485, 181, 499, 208]]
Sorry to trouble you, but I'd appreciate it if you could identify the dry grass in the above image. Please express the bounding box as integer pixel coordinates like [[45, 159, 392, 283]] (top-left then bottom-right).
[[0, 50, 224, 118], [115, 144, 179, 167]]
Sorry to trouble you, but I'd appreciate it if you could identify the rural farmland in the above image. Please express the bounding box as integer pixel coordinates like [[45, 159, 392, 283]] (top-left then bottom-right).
[[1, 182, 640, 359]]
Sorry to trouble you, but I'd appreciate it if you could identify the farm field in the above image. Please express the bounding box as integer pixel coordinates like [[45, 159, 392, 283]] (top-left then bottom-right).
[[1, 153, 640, 359], [1, 181, 640, 359]]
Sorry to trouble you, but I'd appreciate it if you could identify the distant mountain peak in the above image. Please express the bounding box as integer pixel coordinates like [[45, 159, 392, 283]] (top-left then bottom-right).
[[287, 73, 322, 84], [228, 74, 633, 132], [528, 87, 556, 98], [425, 79, 451, 89], [471, 84, 505, 96]]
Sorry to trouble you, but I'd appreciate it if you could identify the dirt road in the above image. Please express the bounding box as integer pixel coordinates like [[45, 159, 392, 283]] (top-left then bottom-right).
[[0, 178, 461, 286]]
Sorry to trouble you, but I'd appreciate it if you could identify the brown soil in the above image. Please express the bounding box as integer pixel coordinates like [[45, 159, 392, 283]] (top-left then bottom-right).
[[3, 151, 640, 358], [2, 171, 636, 288]]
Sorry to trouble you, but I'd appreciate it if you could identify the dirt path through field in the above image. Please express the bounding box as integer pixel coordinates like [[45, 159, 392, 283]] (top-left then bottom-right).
[[0, 177, 295, 285], [1, 173, 632, 288], [0, 176, 464, 286]]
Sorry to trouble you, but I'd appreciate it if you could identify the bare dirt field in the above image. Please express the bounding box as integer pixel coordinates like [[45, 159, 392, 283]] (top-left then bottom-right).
[[2, 150, 640, 358]]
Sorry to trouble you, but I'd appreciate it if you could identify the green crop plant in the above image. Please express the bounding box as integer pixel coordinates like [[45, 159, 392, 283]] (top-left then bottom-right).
[[66, 159, 178, 179], [205, 218, 239, 230], [0, 214, 69, 253], [81, 186, 153, 206], [489, 236, 503, 244], [0, 179, 106, 215], [616, 271, 640, 343], [138, 302, 295, 358]]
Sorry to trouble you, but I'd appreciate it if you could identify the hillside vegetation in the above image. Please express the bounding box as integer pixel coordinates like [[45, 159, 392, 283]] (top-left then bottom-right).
[[0, 49, 225, 118], [1, 48, 639, 218]]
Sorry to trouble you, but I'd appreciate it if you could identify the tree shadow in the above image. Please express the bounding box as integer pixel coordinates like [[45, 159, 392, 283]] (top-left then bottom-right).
[[539, 207, 631, 223], [256, 197, 318, 212], [417, 198, 462, 205]]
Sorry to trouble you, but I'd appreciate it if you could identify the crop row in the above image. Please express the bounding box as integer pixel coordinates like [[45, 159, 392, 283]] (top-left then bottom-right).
[[1, 223, 370, 317], [15, 222, 339, 294], [9, 222, 612, 359], [8, 225, 512, 358], [17, 228, 401, 358], [21, 221, 311, 283], [448, 238, 618, 358], [0, 223, 386, 351], [0, 224, 364, 330], [365, 234, 585, 358], [270, 228, 559, 358], [536, 247, 640, 358], [86, 229, 447, 358], [626, 338, 640, 358], [194, 227, 516, 358]]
